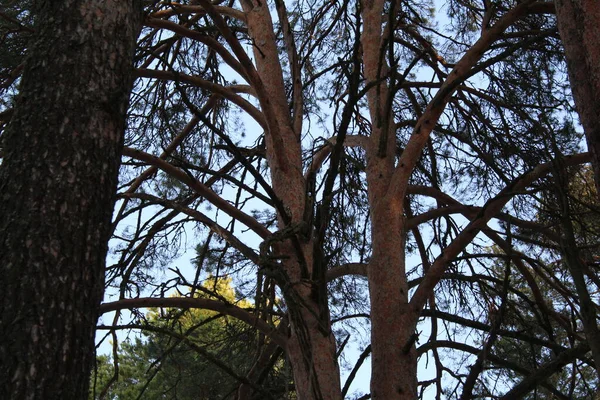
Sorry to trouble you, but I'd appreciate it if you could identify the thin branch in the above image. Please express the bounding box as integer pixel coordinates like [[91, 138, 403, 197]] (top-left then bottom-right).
[[122, 147, 270, 238]]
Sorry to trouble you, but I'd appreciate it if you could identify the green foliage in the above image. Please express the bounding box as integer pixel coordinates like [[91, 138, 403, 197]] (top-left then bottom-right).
[[91, 277, 289, 399]]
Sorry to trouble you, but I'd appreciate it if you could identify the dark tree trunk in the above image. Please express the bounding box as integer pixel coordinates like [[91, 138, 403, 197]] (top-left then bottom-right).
[[555, 0, 600, 199], [0, 1, 141, 399]]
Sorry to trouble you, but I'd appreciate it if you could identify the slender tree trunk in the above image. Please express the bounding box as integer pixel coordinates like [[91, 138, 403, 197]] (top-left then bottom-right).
[[360, 0, 419, 396], [555, 0, 600, 199], [368, 204, 417, 399], [0, 1, 141, 399], [241, 1, 342, 398]]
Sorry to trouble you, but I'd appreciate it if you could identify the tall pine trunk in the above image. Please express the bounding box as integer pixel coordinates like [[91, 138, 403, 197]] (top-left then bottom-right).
[[369, 204, 417, 399], [241, 1, 343, 398], [360, 0, 419, 396], [0, 1, 141, 398]]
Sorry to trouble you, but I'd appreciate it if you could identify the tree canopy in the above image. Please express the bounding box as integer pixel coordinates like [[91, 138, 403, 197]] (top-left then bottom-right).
[[2, 0, 600, 399]]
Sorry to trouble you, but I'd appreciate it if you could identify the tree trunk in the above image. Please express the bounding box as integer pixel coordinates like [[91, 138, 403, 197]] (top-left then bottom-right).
[[360, 0, 419, 396], [0, 1, 141, 399], [241, 1, 342, 398], [286, 282, 342, 400], [368, 202, 417, 399], [554, 0, 600, 370], [555, 0, 600, 199]]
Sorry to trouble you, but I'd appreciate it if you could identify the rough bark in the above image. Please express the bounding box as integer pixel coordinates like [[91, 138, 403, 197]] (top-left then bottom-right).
[[0, 1, 141, 399], [555, 0, 600, 199], [360, 0, 418, 396]]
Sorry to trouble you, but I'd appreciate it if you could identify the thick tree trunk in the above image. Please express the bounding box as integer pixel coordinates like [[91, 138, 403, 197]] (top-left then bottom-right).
[[555, 1, 600, 375], [555, 0, 600, 199], [0, 1, 141, 399]]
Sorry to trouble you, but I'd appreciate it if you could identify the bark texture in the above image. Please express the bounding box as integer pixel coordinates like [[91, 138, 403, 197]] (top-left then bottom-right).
[[555, 0, 600, 374], [0, 1, 141, 399], [555, 0, 600, 198], [361, 0, 418, 396]]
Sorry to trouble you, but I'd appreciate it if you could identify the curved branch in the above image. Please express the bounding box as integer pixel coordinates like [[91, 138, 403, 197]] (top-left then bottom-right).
[[273, 0, 303, 135], [405, 189, 560, 242], [304, 135, 370, 178], [144, 18, 248, 79], [195, 0, 292, 173], [122, 192, 261, 265], [418, 340, 574, 399], [99, 297, 287, 348], [342, 344, 371, 397], [499, 345, 590, 399], [409, 152, 591, 324], [150, 4, 247, 22], [326, 263, 367, 281], [135, 68, 267, 129], [420, 306, 569, 353], [114, 96, 219, 225], [390, 0, 537, 200]]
